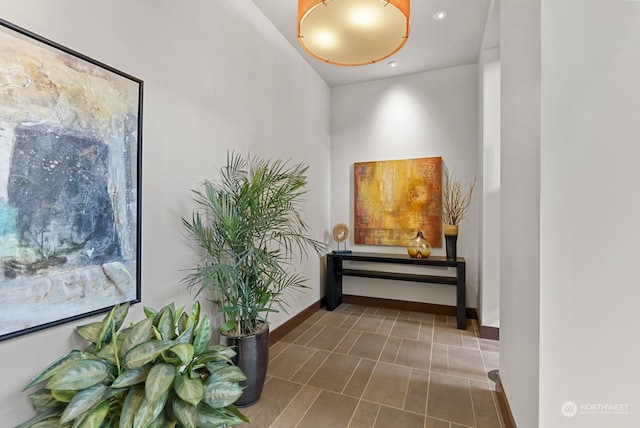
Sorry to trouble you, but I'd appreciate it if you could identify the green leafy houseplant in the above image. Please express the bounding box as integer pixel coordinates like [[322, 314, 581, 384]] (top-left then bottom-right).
[[182, 152, 324, 337], [18, 301, 249, 428]]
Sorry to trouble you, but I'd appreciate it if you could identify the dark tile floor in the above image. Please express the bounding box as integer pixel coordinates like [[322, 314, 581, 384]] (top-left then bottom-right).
[[240, 304, 502, 428]]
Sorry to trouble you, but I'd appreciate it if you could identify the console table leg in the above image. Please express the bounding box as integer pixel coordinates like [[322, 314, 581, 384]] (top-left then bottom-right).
[[326, 256, 342, 311], [456, 262, 466, 330]]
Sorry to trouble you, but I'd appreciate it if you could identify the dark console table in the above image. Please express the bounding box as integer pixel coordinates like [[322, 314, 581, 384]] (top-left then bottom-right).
[[326, 252, 467, 330]]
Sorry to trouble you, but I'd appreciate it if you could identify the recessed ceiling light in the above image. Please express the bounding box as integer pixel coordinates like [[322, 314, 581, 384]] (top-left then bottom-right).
[[388, 61, 398, 68], [434, 11, 448, 21]]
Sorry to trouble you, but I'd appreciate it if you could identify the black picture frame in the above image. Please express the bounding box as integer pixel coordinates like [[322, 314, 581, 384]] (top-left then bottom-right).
[[0, 18, 143, 341]]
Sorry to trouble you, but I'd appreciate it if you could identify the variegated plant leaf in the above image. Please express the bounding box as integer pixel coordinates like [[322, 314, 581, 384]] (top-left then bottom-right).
[[120, 318, 154, 360], [46, 360, 111, 391], [174, 304, 186, 328], [145, 364, 175, 403], [132, 390, 169, 428], [202, 379, 243, 409], [60, 384, 106, 424], [220, 404, 251, 424], [208, 365, 246, 383], [94, 305, 117, 351], [174, 324, 195, 345], [111, 366, 151, 389], [15, 407, 63, 428], [76, 322, 102, 344], [111, 303, 130, 333], [24, 350, 90, 390], [172, 396, 198, 428], [27, 419, 64, 428], [168, 343, 195, 366], [206, 344, 237, 359], [71, 399, 109, 428], [192, 315, 212, 355], [124, 340, 174, 369], [186, 301, 201, 330], [91, 303, 129, 351], [28, 388, 56, 411], [51, 390, 76, 403], [119, 387, 144, 428], [174, 374, 204, 407], [156, 308, 175, 340], [203, 361, 227, 376], [177, 311, 189, 336], [197, 402, 247, 427], [96, 340, 120, 366], [143, 306, 158, 320]]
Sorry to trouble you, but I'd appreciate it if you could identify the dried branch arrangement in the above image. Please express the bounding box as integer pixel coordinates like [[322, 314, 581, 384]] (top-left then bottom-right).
[[441, 170, 478, 225]]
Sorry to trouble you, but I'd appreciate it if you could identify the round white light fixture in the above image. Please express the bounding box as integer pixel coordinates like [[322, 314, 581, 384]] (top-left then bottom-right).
[[388, 61, 398, 68]]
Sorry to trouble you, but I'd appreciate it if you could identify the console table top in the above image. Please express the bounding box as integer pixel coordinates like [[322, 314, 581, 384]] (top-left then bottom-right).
[[328, 251, 465, 265]]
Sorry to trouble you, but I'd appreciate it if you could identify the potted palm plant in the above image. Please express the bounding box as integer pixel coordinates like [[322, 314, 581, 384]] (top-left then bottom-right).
[[18, 301, 248, 428], [441, 170, 477, 260], [182, 152, 324, 406]]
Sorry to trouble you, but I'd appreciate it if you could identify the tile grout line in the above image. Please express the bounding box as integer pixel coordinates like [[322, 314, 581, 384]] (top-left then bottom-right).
[[346, 398, 383, 428], [268, 385, 321, 428], [357, 397, 430, 418], [289, 347, 330, 383], [427, 415, 475, 428], [339, 356, 365, 396], [340, 311, 364, 355], [370, 401, 382, 428], [388, 319, 401, 363], [467, 374, 479, 427], [428, 370, 493, 386], [296, 323, 325, 347], [424, 319, 436, 428], [401, 366, 414, 416], [270, 340, 293, 361], [292, 387, 323, 428]]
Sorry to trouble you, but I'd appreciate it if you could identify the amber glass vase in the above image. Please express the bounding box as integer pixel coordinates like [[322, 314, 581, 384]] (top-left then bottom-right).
[[407, 231, 432, 258]]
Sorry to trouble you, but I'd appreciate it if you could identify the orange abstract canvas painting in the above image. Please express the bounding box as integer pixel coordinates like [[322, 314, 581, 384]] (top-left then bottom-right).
[[354, 157, 442, 247]]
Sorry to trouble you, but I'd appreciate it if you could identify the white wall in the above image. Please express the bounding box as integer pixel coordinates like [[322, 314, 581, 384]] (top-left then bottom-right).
[[477, 48, 501, 329], [500, 0, 541, 426], [538, 1, 640, 426], [0, 1, 330, 424], [501, 0, 640, 426], [331, 65, 480, 309]]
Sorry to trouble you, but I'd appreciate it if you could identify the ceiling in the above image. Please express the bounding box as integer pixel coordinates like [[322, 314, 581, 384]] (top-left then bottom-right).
[[251, 0, 498, 87]]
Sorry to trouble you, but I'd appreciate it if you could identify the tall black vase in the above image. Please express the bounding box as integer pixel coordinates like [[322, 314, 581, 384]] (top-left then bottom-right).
[[444, 225, 459, 261], [445, 234, 458, 261], [221, 323, 269, 407]]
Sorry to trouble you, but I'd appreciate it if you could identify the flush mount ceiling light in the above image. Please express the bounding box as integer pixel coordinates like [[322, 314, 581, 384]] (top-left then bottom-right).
[[298, 0, 410, 66]]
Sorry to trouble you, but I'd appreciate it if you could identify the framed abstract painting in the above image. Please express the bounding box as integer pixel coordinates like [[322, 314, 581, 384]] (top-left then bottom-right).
[[0, 19, 143, 341], [354, 157, 442, 247]]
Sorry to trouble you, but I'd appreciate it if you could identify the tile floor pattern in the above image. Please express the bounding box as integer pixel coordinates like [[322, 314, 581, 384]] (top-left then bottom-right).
[[240, 304, 502, 428]]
